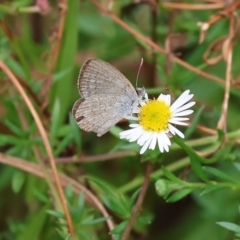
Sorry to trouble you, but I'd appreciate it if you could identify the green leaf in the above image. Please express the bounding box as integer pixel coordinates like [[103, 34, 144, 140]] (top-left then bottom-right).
[[167, 188, 193, 202], [184, 106, 204, 139], [78, 230, 92, 240], [109, 125, 122, 138], [12, 171, 25, 193], [137, 214, 153, 225], [65, 184, 74, 199], [6, 54, 30, 80], [233, 163, 240, 172], [101, 195, 130, 218], [173, 137, 209, 182], [129, 188, 141, 207], [54, 133, 73, 156], [89, 177, 130, 218], [162, 167, 187, 184], [50, 99, 61, 145], [47, 210, 65, 219], [70, 114, 82, 151], [4, 119, 23, 136], [217, 129, 225, 141], [12, 0, 31, 8], [18, 204, 49, 240], [73, 192, 85, 222], [53, 67, 73, 84], [78, 191, 85, 209], [51, 0, 79, 124], [216, 222, 240, 234], [203, 166, 240, 184], [82, 216, 108, 225], [200, 185, 226, 196], [33, 189, 50, 203], [110, 221, 128, 234], [0, 134, 22, 146], [155, 179, 184, 198]]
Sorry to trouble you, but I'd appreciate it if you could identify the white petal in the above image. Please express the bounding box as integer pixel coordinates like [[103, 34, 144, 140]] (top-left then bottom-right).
[[137, 131, 152, 146], [165, 94, 171, 105], [133, 109, 140, 114], [125, 116, 138, 120], [162, 140, 169, 152], [120, 128, 138, 138], [161, 132, 171, 152], [171, 90, 193, 112], [129, 124, 140, 128], [157, 133, 164, 152], [170, 90, 190, 110], [162, 94, 171, 105], [129, 129, 144, 142], [173, 110, 194, 117], [170, 117, 189, 121], [140, 134, 153, 154], [162, 132, 171, 146], [157, 94, 166, 101], [144, 93, 149, 100], [149, 132, 157, 150], [168, 124, 184, 138], [168, 119, 188, 126], [172, 101, 195, 114]]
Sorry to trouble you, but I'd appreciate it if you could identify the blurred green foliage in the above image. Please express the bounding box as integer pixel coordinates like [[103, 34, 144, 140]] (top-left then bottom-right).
[[0, 0, 240, 240]]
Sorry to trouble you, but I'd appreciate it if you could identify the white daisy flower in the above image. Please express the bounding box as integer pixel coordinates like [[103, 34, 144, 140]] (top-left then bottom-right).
[[119, 90, 195, 154]]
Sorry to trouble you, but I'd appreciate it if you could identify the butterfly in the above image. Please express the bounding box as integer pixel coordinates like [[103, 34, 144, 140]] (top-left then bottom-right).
[[72, 59, 145, 136]]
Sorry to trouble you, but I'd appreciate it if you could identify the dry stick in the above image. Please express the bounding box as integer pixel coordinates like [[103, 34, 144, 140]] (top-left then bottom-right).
[[196, 125, 217, 135], [207, 1, 240, 27], [149, 4, 158, 87], [51, 0, 67, 71], [121, 162, 154, 240], [42, 0, 68, 110], [92, 0, 228, 87], [217, 15, 234, 132], [53, 150, 136, 163], [0, 61, 75, 237], [0, 152, 115, 238], [162, 2, 224, 10]]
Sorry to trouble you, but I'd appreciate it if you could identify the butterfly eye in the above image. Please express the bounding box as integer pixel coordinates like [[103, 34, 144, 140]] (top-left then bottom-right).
[[136, 87, 145, 98]]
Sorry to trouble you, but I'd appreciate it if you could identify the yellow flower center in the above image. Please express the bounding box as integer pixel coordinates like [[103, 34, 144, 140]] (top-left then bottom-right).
[[139, 100, 172, 132]]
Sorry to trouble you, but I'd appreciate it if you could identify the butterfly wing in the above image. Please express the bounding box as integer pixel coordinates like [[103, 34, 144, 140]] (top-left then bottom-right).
[[78, 59, 137, 99], [72, 94, 137, 136]]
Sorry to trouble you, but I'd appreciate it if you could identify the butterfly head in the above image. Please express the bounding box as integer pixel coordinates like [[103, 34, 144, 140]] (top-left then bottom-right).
[[136, 87, 146, 100]]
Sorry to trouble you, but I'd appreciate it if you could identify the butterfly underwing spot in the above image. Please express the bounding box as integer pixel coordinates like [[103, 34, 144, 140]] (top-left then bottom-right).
[[72, 98, 85, 123], [75, 116, 84, 122]]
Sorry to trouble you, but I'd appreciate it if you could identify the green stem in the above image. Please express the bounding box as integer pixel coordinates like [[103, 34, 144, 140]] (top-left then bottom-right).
[[0, 5, 40, 14], [118, 157, 190, 194]]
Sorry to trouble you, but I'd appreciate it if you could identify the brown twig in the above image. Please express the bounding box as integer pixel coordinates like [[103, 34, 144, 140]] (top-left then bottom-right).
[[161, 2, 224, 10], [0, 152, 115, 238], [50, 1, 67, 72], [42, 0, 68, 110], [207, 1, 240, 27], [92, 0, 229, 87], [121, 162, 154, 240], [149, 1, 158, 87], [217, 15, 234, 133], [52, 150, 136, 163], [196, 125, 217, 135], [0, 61, 75, 237]]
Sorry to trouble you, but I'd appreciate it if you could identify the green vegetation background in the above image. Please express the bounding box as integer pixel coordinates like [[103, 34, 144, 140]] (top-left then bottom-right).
[[0, 0, 240, 239]]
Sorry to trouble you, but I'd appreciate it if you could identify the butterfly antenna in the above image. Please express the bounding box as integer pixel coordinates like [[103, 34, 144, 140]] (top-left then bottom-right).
[[136, 58, 144, 88]]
